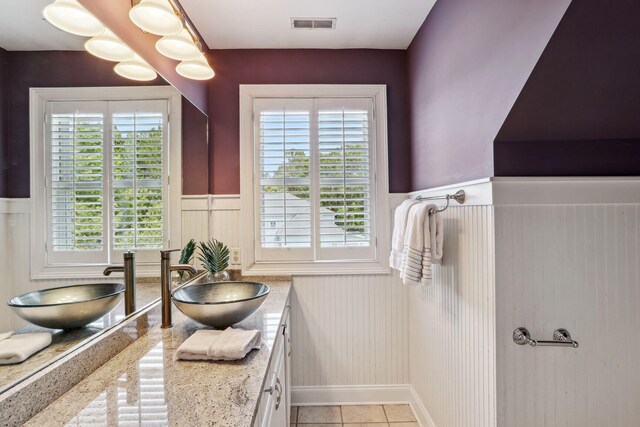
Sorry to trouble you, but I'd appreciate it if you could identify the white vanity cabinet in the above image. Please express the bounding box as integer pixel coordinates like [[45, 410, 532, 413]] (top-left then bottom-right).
[[254, 305, 291, 427]]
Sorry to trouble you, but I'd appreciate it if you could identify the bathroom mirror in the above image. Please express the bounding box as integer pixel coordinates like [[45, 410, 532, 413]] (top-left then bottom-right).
[[0, 0, 208, 395]]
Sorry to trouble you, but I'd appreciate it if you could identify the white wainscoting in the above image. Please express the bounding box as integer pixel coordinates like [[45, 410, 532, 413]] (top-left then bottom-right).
[[406, 204, 497, 427], [291, 273, 409, 387], [495, 204, 640, 427]]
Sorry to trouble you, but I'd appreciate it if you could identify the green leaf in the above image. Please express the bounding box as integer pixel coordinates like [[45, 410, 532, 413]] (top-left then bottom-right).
[[177, 239, 196, 278], [197, 239, 230, 274]]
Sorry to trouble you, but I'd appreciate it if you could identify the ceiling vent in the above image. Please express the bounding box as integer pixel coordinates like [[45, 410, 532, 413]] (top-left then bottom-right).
[[291, 18, 337, 30]]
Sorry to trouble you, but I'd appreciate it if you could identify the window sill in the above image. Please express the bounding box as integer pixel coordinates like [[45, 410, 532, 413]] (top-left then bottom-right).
[[241, 260, 391, 276]]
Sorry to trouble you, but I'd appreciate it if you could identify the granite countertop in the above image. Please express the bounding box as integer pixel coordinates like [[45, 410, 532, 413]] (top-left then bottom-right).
[[24, 279, 291, 427], [0, 279, 162, 392]]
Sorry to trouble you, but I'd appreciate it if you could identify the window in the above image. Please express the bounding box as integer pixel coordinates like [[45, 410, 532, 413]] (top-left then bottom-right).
[[30, 87, 182, 278], [240, 85, 390, 275]]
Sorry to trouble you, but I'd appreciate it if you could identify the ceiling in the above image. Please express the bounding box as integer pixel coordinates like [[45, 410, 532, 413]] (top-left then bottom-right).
[[0, 0, 436, 51], [179, 0, 436, 49], [0, 0, 85, 51]]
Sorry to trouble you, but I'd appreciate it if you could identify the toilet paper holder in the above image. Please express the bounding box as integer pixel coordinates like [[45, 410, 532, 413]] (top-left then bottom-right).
[[513, 327, 579, 348]]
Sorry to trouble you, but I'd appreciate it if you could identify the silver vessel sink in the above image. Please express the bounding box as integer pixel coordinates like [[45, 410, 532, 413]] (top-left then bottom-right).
[[7, 283, 125, 329], [172, 281, 270, 328]]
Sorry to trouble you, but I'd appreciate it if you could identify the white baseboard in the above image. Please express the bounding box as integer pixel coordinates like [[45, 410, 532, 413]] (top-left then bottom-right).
[[291, 384, 435, 427], [409, 385, 436, 427]]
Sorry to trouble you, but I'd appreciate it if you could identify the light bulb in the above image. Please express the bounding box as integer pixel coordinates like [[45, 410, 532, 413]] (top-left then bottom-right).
[[43, 0, 104, 37], [176, 54, 215, 80], [85, 29, 136, 62], [156, 28, 201, 61], [129, 0, 182, 36], [114, 55, 158, 81]]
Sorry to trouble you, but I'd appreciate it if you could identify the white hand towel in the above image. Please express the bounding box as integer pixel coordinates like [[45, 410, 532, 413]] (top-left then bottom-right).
[[429, 211, 444, 265], [175, 328, 262, 361], [0, 332, 52, 365], [389, 199, 419, 270], [399, 203, 433, 286]]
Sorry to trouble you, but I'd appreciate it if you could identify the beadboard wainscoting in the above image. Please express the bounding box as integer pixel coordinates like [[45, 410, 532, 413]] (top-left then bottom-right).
[[406, 202, 497, 427], [290, 274, 409, 387], [495, 203, 640, 427]]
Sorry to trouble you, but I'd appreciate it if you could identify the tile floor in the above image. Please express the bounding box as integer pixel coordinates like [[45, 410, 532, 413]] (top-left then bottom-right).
[[291, 404, 419, 426]]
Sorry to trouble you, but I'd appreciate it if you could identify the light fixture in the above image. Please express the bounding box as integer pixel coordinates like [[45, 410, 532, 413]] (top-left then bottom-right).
[[114, 55, 158, 81], [43, 0, 105, 37], [156, 28, 201, 61], [176, 54, 215, 80], [129, 0, 183, 36], [85, 28, 136, 62]]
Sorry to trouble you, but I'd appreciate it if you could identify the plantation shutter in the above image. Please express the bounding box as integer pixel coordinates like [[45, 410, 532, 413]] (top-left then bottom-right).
[[316, 98, 375, 261], [47, 101, 108, 264], [110, 100, 168, 263], [252, 97, 376, 263], [45, 100, 168, 266], [253, 98, 314, 262]]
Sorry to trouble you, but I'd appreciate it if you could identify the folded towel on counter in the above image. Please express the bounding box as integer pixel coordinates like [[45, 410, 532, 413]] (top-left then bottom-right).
[[399, 203, 433, 286], [0, 332, 52, 365], [389, 199, 419, 270], [175, 327, 262, 361], [0, 331, 15, 342]]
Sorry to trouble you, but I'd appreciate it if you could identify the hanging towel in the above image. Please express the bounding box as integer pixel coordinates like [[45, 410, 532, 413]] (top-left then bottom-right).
[[428, 210, 444, 265], [175, 327, 262, 361], [389, 199, 419, 270], [0, 332, 52, 365], [399, 203, 433, 286]]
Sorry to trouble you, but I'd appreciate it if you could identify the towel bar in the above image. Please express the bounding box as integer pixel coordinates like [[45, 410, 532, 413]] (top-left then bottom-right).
[[513, 327, 579, 348], [415, 189, 465, 213]]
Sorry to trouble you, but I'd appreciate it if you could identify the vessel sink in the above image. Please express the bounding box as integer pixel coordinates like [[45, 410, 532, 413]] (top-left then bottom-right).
[[172, 281, 270, 328], [7, 283, 125, 329]]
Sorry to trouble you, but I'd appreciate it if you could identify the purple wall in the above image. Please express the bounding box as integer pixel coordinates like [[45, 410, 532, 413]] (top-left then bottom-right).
[[0, 47, 7, 196], [2, 51, 207, 198], [407, 0, 571, 191], [207, 49, 410, 194], [495, 0, 640, 176], [181, 97, 209, 194]]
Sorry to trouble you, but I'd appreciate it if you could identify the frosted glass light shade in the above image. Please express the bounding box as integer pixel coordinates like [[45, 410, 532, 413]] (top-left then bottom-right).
[[176, 54, 215, 80], [114, 56, 157, 81], [43, 0, 104, 37], [85, 29, 136, 62], [129, 0, 182, 36], [156, 28, 200, 61]]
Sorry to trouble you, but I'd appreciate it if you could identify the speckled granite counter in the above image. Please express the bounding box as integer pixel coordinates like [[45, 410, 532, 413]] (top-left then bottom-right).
[[0, 279, 161, 393], [23, 279, 291, 427]]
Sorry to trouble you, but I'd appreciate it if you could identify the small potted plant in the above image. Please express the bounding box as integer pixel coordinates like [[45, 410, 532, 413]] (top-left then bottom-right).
[[198, 239, 230, 282]]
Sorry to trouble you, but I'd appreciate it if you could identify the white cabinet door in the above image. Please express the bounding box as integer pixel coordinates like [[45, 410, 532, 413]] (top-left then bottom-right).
[[268, 350, 287, 427], [283, 308, 291, 425], [261, 325, 287, 427]]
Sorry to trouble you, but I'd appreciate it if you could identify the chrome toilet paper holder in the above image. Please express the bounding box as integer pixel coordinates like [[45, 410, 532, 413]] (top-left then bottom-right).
[[513, 327, 579, 348]]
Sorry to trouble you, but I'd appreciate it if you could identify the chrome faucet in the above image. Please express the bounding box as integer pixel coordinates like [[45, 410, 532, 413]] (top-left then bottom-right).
[[103, 251, 136, 316], [160, 249, 197, 328]]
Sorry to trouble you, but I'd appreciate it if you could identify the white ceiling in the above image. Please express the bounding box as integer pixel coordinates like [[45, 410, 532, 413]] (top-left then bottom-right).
[[180, 0, 436, 49], [0, 0, 85, 51], [0, 0, 436, 51]]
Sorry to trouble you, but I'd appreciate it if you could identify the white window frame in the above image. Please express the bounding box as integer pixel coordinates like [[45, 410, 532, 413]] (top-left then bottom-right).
[[30, 86, 182, 279], [240, 84, 390, 275]]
